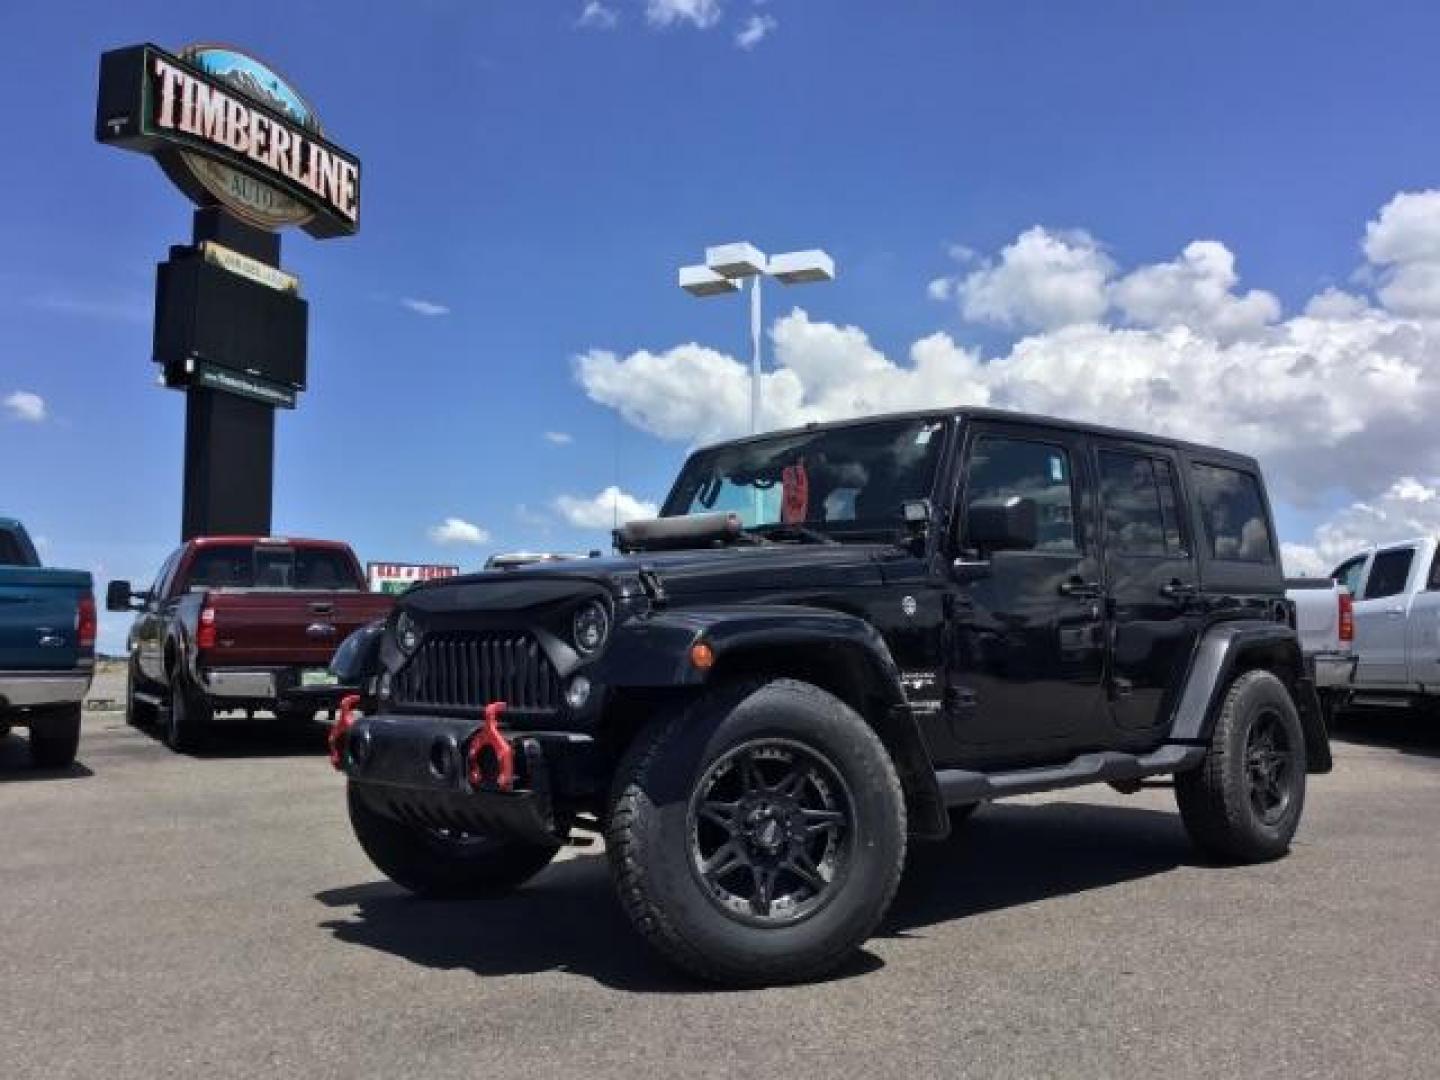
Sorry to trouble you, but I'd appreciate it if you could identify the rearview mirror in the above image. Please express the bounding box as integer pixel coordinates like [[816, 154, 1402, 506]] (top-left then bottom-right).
[[105, 580, 134, 612], [965, 496, 1038, 554]]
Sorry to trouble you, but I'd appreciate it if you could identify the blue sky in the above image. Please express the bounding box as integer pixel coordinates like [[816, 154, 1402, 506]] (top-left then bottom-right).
[[4, 0, 1440, 651]]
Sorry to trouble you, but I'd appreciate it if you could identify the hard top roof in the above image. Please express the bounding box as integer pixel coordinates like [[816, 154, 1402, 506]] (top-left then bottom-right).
[[690, 406, 1262, 470]]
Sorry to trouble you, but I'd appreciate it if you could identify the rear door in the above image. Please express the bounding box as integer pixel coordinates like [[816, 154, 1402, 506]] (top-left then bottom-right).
[[1093, 440, 1205, 734], [1352, 544, 1419, 685], [1405, 544, 1440, 690], [943, 421, 1109, 762]]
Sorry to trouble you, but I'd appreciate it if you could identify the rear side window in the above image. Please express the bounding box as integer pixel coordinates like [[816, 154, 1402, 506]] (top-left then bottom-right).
[[1332, 555, 1366, 596], [1098, 450, 1187, 556], [1363, 548, 1415, 600], [1190, 464, 1274, 563], [964, 436, 1079, 551]]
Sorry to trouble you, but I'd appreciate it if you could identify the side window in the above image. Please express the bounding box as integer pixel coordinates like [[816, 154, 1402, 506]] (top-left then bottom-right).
[[1098, 450, 1188, 556], [1363, 548, 1415, 601], [963, 436, 1079, 551], [151, 549, 181, 600], [1429, 549, 1440, 592], [1332, 555, 1367, 597], [1190, 463, 1274, 563]]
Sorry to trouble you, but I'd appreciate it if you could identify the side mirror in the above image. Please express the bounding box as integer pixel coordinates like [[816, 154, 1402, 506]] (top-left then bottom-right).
[[105, 580, 134, 612], [965, 496, 1038, 555]]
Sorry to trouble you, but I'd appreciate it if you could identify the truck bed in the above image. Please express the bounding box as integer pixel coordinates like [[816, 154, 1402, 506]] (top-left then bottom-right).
[[200, 589, 394, 667]]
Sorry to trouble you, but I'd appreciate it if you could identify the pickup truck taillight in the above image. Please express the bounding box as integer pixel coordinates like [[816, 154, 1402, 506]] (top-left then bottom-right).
[[196, 603, 217, 650], [76, 594, 97, 650], [1338, 592, 1355, 643]]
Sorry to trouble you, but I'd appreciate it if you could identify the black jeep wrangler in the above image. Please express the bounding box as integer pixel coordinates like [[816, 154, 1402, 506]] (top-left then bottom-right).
[[332, 408, 1330, 985]]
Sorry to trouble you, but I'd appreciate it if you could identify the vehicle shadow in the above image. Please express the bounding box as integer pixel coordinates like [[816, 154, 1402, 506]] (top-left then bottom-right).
[[0, 733, 96, 781], [128, 714, 331, 759], [315, 799, 1192, 992], [1331, 707, 1440, 761]]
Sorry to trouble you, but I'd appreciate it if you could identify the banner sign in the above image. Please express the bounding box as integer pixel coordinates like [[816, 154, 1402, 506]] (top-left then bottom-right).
[[367, 562, 462, 595], [189, 360, 298, 409], [200, 240, 300, 294], [96, 43, 360, 239]]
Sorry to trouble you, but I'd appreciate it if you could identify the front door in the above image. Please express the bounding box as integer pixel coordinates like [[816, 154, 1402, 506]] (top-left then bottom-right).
[[943, 423, 1108, 765], [1093, 440, 1204, 734]]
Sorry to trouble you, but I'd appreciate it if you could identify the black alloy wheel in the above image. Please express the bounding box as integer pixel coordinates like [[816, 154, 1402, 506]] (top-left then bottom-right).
[[688, 738, 854, 927], [1243, 708, 1296, 827]]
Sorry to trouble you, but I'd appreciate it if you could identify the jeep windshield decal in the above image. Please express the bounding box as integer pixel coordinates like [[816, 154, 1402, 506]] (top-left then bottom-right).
[[662, 417, 946, 542]]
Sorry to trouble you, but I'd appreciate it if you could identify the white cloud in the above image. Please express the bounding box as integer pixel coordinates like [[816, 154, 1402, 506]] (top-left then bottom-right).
[[427, 517, 490, 546], [3, 390, 47, 423], [1282, 476, 1440, 576], [1111, 240, 1280, 342], [401, 297, 450, 317], [735, 13, 777, 49], [952, 227, 1114, 331], [554, 486, 659, 529], [645, 0, 723, 28], [1364, 190, 1440, 318], [576, 188, 1440, 507], [543, 430, 574, 445], [577, 1, 619, 29]]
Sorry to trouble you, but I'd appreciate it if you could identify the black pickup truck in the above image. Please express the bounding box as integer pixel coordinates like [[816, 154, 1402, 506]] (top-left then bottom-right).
[[332, 407, 1330, 985]]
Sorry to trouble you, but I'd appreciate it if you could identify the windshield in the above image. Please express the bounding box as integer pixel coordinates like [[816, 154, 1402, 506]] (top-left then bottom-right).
[[662, 417, 948, 539]]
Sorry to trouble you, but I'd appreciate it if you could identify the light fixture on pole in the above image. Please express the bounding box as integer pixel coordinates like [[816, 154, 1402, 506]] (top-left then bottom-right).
[[678, 243, 835, 434]]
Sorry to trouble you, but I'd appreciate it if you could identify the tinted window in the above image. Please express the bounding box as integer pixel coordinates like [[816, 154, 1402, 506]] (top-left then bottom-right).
[[665, 417, 945, 537], [1332, 556, 1366, 597], [1363, 548, 1415, 601], [183, 546, 358, 590], [1191, 464, 1273, 563], [964, 436, 1078, 551], [0, 530, 33, 566], [1429, 549, 1440, 592], [1099, 451, 1187, 556]]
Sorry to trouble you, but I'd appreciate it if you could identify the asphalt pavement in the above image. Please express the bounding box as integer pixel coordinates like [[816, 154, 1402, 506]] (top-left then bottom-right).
[[2, 668, 1437, 1080]]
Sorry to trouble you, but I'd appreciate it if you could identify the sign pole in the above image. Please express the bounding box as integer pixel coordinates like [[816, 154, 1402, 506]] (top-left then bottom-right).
[[179, 208, 281, 540]]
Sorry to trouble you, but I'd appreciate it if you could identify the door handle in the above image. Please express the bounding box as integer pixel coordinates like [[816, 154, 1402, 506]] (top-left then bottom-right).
[[1159, 579, 1199, 601], [1386, 607, 1405, 616], [1058, 577, 1103, 599]]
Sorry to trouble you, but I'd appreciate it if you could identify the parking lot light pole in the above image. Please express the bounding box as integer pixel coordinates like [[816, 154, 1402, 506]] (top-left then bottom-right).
[[678, 243, 836, 434]]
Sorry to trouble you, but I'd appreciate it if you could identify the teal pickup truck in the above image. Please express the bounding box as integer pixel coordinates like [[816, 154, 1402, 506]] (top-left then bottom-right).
[[0, 517, 95, 767]]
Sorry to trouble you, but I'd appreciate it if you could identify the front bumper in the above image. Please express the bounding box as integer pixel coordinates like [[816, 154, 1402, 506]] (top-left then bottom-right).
[[0, 668, 93, 709], [340, 713, 596, 846]]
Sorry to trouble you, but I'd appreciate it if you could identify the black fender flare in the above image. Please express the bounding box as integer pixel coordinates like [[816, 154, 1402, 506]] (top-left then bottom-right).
[[597, 605, 949, 838], [1169, 620, 1332, 774]]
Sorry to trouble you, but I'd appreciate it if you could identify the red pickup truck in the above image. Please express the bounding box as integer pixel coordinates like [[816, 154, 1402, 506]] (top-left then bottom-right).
[[107, 537, 394, 751]]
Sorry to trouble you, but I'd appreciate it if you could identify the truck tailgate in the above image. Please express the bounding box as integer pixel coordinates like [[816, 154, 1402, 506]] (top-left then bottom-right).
[[0, 568, 92, 671], [202, 591, 394, 667]]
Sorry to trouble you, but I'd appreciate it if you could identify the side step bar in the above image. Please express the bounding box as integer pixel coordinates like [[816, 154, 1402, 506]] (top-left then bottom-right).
[[936, 744, 1206, 806]]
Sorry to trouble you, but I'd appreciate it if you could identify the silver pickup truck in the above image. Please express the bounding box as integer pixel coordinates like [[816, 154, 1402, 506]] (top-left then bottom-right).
[[1317, 537, 1440, 712], [1285, 575, 1354, 718]]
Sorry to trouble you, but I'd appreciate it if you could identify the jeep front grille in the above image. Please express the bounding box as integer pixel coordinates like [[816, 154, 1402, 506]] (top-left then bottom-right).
[[393, 632, 561, 713]]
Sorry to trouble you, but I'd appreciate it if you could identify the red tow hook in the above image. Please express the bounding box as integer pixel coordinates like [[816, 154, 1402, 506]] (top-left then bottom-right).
[[329, 694, 362, 771], [466, 701, 516, 791]]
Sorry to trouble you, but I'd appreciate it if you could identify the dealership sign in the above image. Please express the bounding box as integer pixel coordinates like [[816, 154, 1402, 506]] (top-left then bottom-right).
[[96, 44, 360, 238], [367, 563, 461, 595]]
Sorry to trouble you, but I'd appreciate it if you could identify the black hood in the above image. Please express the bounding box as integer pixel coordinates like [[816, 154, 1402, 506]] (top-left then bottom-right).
[[403, 543, 889, 612]]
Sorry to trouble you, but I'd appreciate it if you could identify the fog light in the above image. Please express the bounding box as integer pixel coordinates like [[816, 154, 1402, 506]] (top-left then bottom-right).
[[565, 676, 592, 709]]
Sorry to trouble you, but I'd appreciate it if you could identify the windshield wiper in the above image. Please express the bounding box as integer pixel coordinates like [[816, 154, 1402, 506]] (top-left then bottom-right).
[[753, 523, 839, 545]]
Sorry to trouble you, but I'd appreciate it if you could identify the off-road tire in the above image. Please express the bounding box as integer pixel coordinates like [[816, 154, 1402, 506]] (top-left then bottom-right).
[[29, 704, 81, 769], [346, 782, 561, 898], [165, 669, 211, 753], [1176, 669, 1306, 863], [125, 656, 158, 729], [606, 678, 907, 986]]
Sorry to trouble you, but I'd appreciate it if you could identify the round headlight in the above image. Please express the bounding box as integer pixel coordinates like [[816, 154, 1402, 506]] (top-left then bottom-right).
[[394, 611, 421, 654], [572, 600, 610, 656]]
